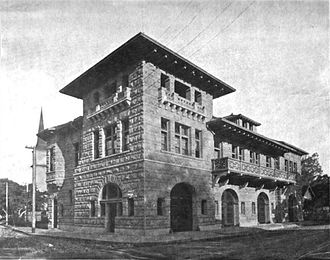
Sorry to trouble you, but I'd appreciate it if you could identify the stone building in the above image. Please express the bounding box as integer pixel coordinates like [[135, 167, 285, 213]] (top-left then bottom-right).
[[38, 33, 307, 234]]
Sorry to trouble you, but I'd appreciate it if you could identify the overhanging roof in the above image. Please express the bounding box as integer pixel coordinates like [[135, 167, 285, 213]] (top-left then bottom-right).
[[60, 32, 236, 99], [38, 116, 83, 140], [224, 113, 261, 126], [207, 117, 307, 156]]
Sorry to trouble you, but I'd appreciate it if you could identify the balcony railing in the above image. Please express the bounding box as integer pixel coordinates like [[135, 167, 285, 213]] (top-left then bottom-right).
[[87, 88, 131, 120], [212, 157, 296, 182], [158, 87, 205, 120]]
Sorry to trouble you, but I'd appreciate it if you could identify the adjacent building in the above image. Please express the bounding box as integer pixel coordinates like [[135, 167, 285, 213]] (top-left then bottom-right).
[[38, 33, 307, 234]]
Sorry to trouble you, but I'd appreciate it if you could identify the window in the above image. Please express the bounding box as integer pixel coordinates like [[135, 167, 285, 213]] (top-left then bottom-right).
[[201, 200, 207, 215], [161, 73, 170, 90], [289, 161, 293, 172], [175, 123, 190, 155], [256, 153, 260, 165], [122, 74, 129, 89], [73, 142, 80, 167], [157, 198, 165, 216], [128, 198, 134, 216], [232, 145, 238, 159], [194, 90, 202, 105], [100, 203, 106, 217], [285, 159, 289, 172], [122, 119, 129, 151], [266, 156, 271, 168], [239, 147, 245, 161], [293, 162, 297, 173], [93, 131, 100, 159], [249, 124, 254, 131], [174, 80, 190, 100], [49, 147, 55, 171], [250, 151, 258, 164], [195, 129, 202, 158], [105, 81, 117, 98], [274, 157, 280, 170], [161, 118, 169, 151], [90, 201, 96, 217], [105, 124, 117, 156], [214, 139, 221, 158], [241, 202, 245, 215], [243, 121, 248, 129], [69, 190, 73, 204], [60, 204, 64, 217], [252, 202, 256, 214], [215, 200, 219, 215]]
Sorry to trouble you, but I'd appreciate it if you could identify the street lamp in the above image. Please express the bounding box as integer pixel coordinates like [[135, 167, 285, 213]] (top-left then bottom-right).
[[25, 145, 36, 233]]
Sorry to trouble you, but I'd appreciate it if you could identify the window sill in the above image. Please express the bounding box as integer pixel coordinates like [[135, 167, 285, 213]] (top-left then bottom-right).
[[92, 150, 131, 162], [160, 150, 204, 160]]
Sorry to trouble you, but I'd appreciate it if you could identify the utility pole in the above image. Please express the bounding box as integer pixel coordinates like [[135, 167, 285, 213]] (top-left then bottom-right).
[[25, 145, 36, 233], [5, 181, 8, 226]]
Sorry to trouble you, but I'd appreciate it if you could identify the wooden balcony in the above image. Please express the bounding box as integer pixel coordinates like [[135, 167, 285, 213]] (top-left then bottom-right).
[[87, 88, 131, 121], [158, 87, 206, 121], [212, 157, 296, 189]]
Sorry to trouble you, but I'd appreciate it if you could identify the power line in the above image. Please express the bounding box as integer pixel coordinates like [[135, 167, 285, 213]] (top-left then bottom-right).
[[177, 1, 233, 53], [187, 1, 255, 58], [165, 10, 199, 45], [158, 0, 194, 40]]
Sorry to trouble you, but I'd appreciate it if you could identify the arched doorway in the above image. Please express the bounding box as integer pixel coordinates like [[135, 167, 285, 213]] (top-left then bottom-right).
[[100, 183, 122, 232], [288, 194, 298, 222], [221, 189, 239, 226], [170, 183, 194, 232], [257, 192, 270, 224]]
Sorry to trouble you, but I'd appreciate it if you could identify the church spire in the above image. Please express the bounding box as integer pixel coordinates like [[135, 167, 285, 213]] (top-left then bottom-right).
[[36, 108, 47, 148]]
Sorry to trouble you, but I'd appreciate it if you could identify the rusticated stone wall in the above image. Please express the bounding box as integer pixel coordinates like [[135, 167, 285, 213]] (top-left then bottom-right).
[[74, 62, 146, 231]]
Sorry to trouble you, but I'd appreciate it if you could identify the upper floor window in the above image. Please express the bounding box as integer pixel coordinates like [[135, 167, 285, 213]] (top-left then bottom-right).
[[293, 162, 297, 173], [104, 124, 117, 156], [161, 73, 170, 90], [243, 121, 248, 129], [194, 90, 202, 105], [49, 147, 55, 172], [174, 80, 190, 100], [239, 147, 245, 161], [274, 157, 280, 170], [214, 139, 221, 158], [105, 81, 117, 98], [93, 130, 100, 159], [289, 161, 293, 172], [232, 145, 238, 159], [122, 119, 129, 151], [195, 129, 202, 158], [161, 118, 170, 151], [266, 156, 271, 168], [73, 142, 80, 167], [122, 74, 129, 89], [285, 159, 289, 172], [175, 123, 190, 155], [250, 151, 259, 165]]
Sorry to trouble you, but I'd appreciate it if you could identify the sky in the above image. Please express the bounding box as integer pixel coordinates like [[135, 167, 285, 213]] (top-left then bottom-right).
[[0, 0, 328, 185]]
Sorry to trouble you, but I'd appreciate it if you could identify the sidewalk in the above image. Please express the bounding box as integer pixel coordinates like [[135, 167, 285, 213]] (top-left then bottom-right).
[[8, 222, 330, 245]]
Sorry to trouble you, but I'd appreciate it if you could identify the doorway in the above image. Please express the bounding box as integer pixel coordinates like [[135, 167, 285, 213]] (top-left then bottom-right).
[[221, 189, 239, 226], [170, 183, 194, 232], [257, 192, 270, 224]]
